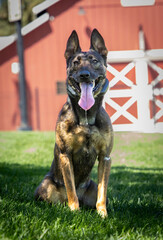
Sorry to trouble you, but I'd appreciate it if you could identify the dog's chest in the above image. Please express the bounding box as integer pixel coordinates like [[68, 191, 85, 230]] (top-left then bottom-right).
[[66, 125, 100, 182], [71, 125, 101, 154]]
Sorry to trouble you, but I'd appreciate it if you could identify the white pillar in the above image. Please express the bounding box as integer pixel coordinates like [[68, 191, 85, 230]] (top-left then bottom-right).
[[135, 60, 154, 132]]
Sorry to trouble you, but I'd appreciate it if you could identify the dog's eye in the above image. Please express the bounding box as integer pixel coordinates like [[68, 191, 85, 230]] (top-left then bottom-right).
[[73, 61, 79, 67], [92, 59, 98, 64]]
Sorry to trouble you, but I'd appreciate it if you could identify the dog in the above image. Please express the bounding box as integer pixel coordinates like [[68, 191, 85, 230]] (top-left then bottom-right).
[[35, 29, 113, 218]]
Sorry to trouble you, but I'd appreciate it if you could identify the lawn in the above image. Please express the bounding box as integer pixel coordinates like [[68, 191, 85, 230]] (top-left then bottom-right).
[[0, 132, 162, 240]]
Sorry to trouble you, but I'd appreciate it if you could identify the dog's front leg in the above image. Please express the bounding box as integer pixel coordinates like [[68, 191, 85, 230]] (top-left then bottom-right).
[[96, 155, 111, 218], [60, 153, 79, 211]]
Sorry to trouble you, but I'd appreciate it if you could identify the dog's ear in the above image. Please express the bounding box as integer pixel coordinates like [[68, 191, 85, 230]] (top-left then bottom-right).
[[64, 30, 81, 61], [90, 29, 108, 59]]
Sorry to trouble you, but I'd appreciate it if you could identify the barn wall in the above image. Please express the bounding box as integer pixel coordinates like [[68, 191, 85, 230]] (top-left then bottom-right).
[[0, 0, 163, 130]]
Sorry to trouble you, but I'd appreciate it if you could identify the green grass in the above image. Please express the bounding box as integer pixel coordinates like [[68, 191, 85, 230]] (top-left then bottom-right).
[[0, 132, 163, 240]]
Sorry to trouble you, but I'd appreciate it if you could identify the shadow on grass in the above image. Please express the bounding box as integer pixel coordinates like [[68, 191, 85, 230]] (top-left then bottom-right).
[[0, 162, 162, 236]]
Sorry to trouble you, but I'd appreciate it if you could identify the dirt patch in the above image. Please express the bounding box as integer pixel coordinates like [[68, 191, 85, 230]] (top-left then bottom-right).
[[111, 132, 146, 166], [111, 148, 131, 165], [24, 147, 37, 153], [114, 132, 144, 145], [0, 138, 7, 143]]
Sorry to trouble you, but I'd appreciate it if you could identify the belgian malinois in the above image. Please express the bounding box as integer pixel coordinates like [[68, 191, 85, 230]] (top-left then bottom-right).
[[35, 29, 113, 217]]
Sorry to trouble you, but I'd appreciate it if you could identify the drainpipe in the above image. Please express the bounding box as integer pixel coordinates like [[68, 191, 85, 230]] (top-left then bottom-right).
[[16, 20, 32, 130], [8, 0, 32, 130]]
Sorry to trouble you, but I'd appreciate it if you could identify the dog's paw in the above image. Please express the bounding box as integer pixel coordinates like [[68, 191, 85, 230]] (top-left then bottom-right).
[[97, 207, 108, 218], [68, 202, 80, 211]]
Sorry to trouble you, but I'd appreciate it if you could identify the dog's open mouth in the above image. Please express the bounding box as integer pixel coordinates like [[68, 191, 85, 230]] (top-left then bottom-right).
[[69, 76, 101, 93], [68, 76, 103, 111]]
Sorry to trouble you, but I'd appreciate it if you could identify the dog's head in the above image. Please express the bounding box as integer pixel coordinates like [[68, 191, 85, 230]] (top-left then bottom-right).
[[65, 29, 108, 111]]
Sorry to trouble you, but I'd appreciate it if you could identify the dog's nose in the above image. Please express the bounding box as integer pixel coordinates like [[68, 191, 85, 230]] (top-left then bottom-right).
[[80, 70, 90, 79]]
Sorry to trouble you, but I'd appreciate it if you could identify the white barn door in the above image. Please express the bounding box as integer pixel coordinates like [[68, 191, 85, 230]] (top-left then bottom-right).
[[104, 50, 163, 133]]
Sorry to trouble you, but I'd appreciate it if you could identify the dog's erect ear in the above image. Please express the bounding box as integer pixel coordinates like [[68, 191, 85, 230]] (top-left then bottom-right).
[[90, 29, 108, 58], [64, 30, 81, 61]]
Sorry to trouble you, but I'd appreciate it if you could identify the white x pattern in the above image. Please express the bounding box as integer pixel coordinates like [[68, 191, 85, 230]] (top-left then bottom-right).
[[105, 49, 163, 132], [106, 62, 137, 124], [107, 62, 135, 88], [108, 97, 137, 123], [148, 61, 163, 121]]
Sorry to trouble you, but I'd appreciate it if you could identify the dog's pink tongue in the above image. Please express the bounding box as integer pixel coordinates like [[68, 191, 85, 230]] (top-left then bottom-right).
[[78, 82, 95, 110]]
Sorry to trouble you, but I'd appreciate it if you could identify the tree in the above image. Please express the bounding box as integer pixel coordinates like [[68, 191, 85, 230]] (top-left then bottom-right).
[[0, 0, 44, 36]]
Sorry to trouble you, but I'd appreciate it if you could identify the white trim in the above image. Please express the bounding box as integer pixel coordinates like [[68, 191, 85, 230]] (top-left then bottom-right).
[[108, 89, 134, 98], [154, 123, 163, 133], [21, 13, 49, 36], [107, 50, 144, 63], [0, 34, 16, 51], [135, 60, 152, 131], [107, 50, 163, 63], [112, 123, 163, 133], [121, 0, 155, 7], [32, 0, 60, 15], [139, 28, 145, 51], [146, 49, 163, 61], [0, 13, 49, 51]]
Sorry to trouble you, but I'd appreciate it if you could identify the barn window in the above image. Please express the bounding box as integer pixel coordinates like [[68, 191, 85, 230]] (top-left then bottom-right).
[[56, 81, 67, 95], [121, 0, 155, 7]]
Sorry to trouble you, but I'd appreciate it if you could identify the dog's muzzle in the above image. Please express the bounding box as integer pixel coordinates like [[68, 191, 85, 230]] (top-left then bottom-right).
[[67, 74, 109, 111]]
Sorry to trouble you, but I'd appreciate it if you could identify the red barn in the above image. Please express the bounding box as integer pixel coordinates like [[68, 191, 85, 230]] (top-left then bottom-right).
[[0, 0, 163, 132]]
